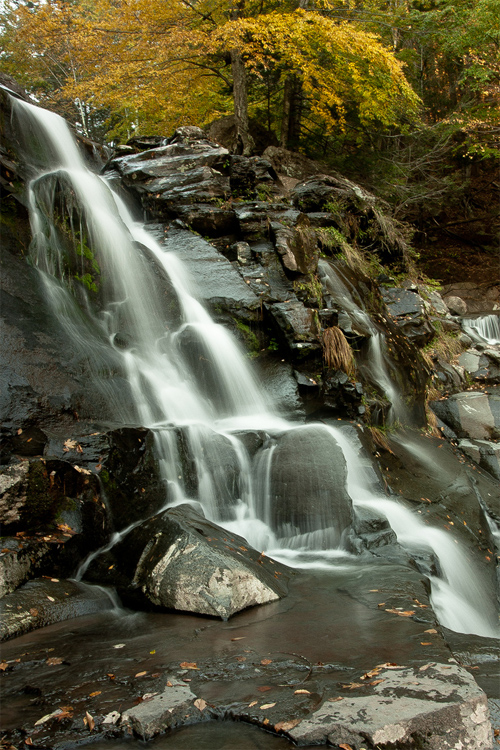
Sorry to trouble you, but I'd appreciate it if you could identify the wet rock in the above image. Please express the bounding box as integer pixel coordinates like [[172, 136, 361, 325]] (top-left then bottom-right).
[[270, 215, 318, 275], [458, 348, 500, 384], [162, 227, 260, 321], [228, 155, 279, 197], [108, 504, 292, 619], [121, 681, 201, 739], [0, 460, 29, 527], [0, 578, 115, 641], [431, 390, 500, 440], [381, 287, 434, 346], [444, 294, 468, 316], [174, 204, 238, 237], [266, 299, 321, 358], [254, 355, 305, 421], [459, 438, 500, 480], [0, 539, 52, 598], [288, 663, 491, 750], [269, 425, 353, 545]]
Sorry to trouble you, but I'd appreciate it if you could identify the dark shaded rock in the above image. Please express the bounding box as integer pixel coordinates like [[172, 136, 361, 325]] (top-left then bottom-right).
[[0, 578, 115, 641], [266, 299, 321, 359], [254, 355, 305, 421], [109, 504, 293, 619], [162, 227, 260, 322], [207, 115, 278, 154], [127, 135, 167, 150], [228, 155, 280, 197], [381, 287, 435, 346], [270, 214, 318, 275], [175, 204, 238, 237], [269, 425, 353, 544]]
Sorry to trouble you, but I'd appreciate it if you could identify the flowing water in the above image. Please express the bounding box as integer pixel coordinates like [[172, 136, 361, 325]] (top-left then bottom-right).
[[463, 314, 500, 345], [9, 94, 499, 638]]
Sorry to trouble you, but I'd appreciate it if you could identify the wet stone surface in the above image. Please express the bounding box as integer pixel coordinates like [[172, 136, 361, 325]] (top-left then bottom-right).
[[0, 567, 495, 749]]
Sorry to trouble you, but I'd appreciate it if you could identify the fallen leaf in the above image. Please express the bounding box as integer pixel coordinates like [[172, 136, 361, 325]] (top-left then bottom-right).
[[327, 697, 344, 702], [180, 662, 199, 670], [25, 738, 34, 746], [113, 643, 126, 649], [421, 642, 432, 646], [248, 700, 258, 707], [260, 702, 276, 710], [424, 629, 437, 634], [150, 650, 156, 654], [261, 659, 272, 665], [107, 673, 115, 679], [294, 689, 311, 695], [339, 744, 353, 750], [73, 465, 91, 474], [275, 719, 301, 732], [35, 709, 64, 726], [46, 596, 55, 602], [0, 662, 9, 671], [341, 682, 364, 690], [361, 668, 381, 679], [369, 679, 385, 686], [142, 692, 158, 700], [89, 691, 101, 697], [385, 608, 415, 617], [263, 718, 270, 725], [257, 686, 272, 692], [231, 637, 245, 641], [236, 656, 246, 662], [194, 698, 207, 711], [63, 439, 78, 452], [46, 657, 64, 666], [135, 671, 147, 677], [84, 711, 95, 731]]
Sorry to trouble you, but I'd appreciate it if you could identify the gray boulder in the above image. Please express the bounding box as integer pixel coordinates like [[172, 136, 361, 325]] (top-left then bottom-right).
[[381, 287, 434, 345], [431, 389, 500, 440], [110, 504, 293, 619], [268, 425, 353, 545]]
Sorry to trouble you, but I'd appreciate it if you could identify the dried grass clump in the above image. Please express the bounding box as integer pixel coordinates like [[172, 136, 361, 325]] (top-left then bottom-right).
[[323, 326, 355, 375], [369, 426, 394, 454]]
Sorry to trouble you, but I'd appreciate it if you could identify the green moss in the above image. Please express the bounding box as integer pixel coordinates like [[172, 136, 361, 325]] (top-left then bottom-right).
[[234, 318, 260, 353]]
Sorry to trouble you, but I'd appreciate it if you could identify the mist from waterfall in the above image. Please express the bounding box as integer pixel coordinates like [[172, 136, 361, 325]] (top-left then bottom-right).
[[11, 94, 499, 639]]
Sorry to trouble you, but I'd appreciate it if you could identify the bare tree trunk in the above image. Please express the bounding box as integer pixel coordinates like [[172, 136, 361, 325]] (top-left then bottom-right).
[[280, 74, 303, 150], [230, 47, 254, 155], [230, 1, 254, 155]]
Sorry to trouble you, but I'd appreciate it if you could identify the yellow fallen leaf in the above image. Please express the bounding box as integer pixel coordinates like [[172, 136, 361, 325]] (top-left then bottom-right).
[[424, 629, 437, 634], [135, 671, 147, 677], [260, 702, 276, 710], [46, 657, 64, 666], [261, 659, 272, 665], [294, 689, 311, 695], [89, 691, 101, 697], [327, 697, 344, 702], [180, 662, 199, 670], [421, 642, 432, 646], [84, 711, 95, 731], [231, 637, 245, 641], [194, 698, 207, 711], [275, 719, 301, 731]]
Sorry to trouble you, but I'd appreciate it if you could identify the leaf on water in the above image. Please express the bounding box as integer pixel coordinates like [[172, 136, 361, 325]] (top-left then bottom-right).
[[135, 671, 147, 677], [231, 637, 245, 641], [260, 702, 276, 710], [341, 682, 364, 690], [63, 439, 78, 452], [179, 662, 199, 669], [261, 659, 272, 665], [35, 709, 64, 726], [84, 711, 95, 731], [424, 629, 437, 634], [46, 596, 55, 602], [376, 662, 400, 669], [275, 719, 301, 732], [0, 662, 9, 671], [113, 644, 126, 649], [257, 686, 272, 692], [248, 701, 258, 707], [361, 668, 381, 679], [46, 657, 64, 666], [294, 689, 311, 695], [89, 691, 101, 697], [194, 698, 207, 711]]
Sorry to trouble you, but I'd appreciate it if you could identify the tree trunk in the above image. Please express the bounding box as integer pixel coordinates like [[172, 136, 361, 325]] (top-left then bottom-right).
[[280, 74, 303, 150], [230, 47, 254, 155], [230, 1, 254, 155]]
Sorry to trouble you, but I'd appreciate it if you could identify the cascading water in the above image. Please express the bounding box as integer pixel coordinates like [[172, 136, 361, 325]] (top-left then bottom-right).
[[463, 314, 500, 345], [319, 259, 409, 424], [10, 93, 499, 639]]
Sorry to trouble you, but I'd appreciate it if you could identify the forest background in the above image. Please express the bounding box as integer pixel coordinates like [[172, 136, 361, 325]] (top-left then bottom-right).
[[1, 0, 499, 283]]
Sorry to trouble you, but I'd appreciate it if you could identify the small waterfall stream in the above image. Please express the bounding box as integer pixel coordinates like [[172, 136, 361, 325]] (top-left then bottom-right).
[[463, 314, 500, 345], [10, 94, 499, 639]]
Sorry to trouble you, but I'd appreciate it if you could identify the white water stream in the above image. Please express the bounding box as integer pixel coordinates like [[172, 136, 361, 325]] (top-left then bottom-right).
[[463, 314, 500, 345], [11, 94, 499, 638]]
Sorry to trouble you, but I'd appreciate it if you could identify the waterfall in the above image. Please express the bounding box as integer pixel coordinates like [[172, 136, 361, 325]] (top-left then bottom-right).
[[463, 314, 500, 345], [319, 259, 409, 424], [10, 94, 499, 638]]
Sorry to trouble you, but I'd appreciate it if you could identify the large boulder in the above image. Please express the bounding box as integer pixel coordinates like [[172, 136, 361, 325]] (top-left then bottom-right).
[[431, 389, 500, 440], [268, 425, 353, 546], [91, 504, 292, 619], [381, 287, 435, 346]]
